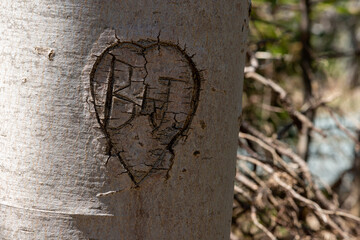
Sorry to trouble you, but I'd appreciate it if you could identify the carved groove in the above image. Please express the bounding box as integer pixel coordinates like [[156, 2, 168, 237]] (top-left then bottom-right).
[[90, 39, 200, 185]]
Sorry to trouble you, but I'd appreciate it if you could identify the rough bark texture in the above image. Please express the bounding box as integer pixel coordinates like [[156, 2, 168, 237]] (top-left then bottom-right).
[[0, 1, 248, 239]]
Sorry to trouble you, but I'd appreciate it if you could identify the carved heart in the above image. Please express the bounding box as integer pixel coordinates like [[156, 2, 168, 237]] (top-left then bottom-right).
[[90, 40, 200, 184]]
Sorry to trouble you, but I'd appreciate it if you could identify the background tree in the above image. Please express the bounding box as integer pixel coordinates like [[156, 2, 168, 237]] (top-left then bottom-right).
[[232, 0, 360, 239]]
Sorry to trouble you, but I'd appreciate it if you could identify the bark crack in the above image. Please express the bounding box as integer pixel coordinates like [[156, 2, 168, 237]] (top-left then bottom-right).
[[89, 33, 201, 185]]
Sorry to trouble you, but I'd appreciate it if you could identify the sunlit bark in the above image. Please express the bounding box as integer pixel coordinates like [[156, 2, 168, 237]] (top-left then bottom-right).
[[0, 1, 248, 239]]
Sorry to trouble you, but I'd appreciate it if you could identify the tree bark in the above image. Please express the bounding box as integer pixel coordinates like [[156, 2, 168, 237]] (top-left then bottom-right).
[[298, 0, 315, 161], [0, 1, 249, 239]]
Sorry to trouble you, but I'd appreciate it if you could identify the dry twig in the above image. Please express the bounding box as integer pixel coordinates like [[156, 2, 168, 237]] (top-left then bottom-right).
[[245, 71, 326, 137]]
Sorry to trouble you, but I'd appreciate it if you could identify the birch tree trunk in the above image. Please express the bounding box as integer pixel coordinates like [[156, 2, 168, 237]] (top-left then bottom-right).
[[0, 1, 249, 239]]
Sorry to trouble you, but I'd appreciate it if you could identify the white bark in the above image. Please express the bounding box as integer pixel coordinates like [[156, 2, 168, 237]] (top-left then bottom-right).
[[0, 1, 249, 239]]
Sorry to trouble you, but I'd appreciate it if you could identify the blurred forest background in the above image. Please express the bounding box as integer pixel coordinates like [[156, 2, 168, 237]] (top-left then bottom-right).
[[232, 0, 360, 239]]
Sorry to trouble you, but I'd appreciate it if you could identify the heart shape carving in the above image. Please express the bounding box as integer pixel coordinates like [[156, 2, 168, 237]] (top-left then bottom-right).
[[90, 40, 200, 184]]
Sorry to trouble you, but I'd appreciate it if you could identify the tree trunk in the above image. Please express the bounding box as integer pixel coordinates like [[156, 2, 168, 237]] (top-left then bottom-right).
[[0, 1, 249, 239], [298, 0, 315, 161]]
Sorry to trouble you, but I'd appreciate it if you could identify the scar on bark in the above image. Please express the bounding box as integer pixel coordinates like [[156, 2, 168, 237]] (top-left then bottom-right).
[[89, 31, 201, 186]]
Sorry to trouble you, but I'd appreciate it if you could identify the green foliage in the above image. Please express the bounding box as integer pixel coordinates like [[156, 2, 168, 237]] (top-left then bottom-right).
[[244, 0, 359, 137]]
